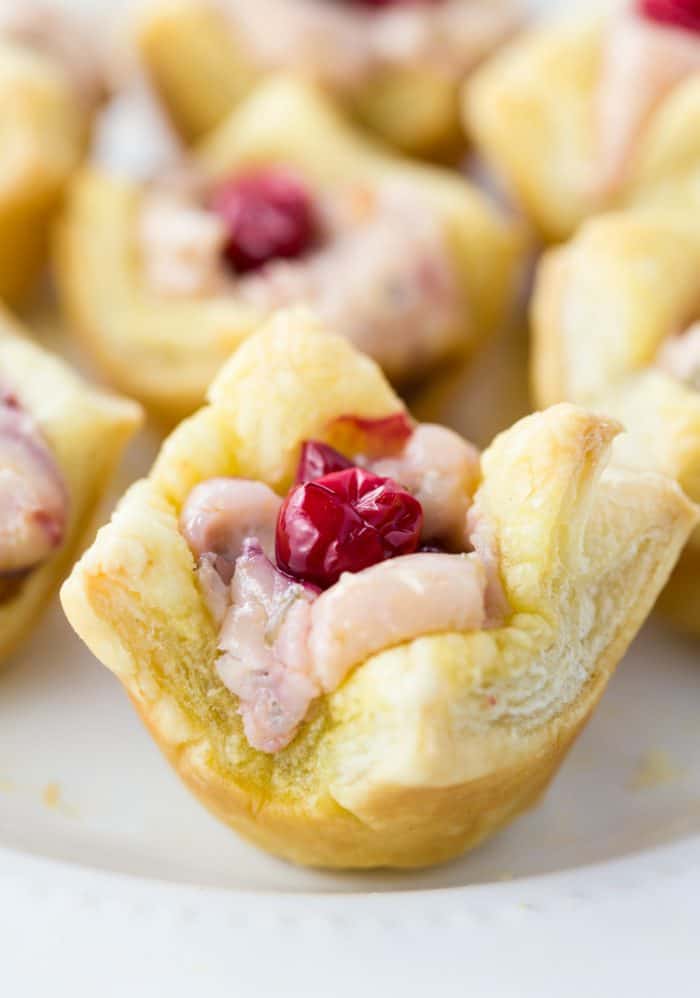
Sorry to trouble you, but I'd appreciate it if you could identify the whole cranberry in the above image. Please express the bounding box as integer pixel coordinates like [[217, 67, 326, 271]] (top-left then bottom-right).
[[276, 467, 423, 589], [211, 169, 318, 274], [295, 440, 353, 484], [638, 0, 700, 32]]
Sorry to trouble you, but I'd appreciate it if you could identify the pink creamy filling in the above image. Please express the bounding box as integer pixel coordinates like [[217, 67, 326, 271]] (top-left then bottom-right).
[[180, 419, 507, 753], [214, 0, 520, 88], [0, 390, 68, 580], [595, 9, 700, 196], [138, 180, 463, 376], [371, 423, 480, 546], [656, 320, 700, 390], [216, 539, 318, 754]]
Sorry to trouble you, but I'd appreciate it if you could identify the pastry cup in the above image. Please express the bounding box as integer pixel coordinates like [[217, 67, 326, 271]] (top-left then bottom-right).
[[55, 75, 523, 422], [0, 308, 141, 663], [464, 14, 700, 241], [136, 0, 520, 159], [0, 39, 85, 304], [61, 308, 696, 869], [532, 210, 700, 634]]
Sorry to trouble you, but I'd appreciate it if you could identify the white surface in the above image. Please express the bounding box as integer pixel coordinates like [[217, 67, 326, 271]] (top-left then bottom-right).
[[2, 601, 699, 997], [2, 0, 700, 995]]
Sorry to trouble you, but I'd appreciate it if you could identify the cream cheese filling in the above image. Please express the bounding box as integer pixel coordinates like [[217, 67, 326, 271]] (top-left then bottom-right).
[[181, 422, 506, 753], [137, 177, 464, 376], [595, 10, 700, 197], [215, 0, 521, 91]]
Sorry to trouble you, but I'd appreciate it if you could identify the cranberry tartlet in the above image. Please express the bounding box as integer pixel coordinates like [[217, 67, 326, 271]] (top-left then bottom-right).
[[0, 2, 100, 303], [55, 75, 522, 420], [137, 0, 522, 158], [0, 307, 141, 663], [533, 208, 700, 635], [61, 309, 695, 868], [466, 0, 700, 240]]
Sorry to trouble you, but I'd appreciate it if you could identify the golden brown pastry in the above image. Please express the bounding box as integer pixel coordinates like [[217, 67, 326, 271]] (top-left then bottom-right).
[[465, 3, 700, 241], [0, 306, 141, 663], [0, 36, 85, 303], [61, 308, 696, 868], [137, 0, 523, 159], [55, 75, 523, 422], [532, 208, 700, 633]]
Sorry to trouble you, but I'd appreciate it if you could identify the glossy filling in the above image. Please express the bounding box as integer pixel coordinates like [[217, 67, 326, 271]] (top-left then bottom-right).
[[215, 0, 520, 89], [180, 414, 506, 753], [0, 390, 69, 589], [138, 169, 463, 376], [595, 4, 700, 196]]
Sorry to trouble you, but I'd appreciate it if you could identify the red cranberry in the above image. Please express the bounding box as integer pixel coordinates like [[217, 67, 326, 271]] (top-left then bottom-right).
[[295, 441, 353, 484], [328, 412, 414, 460], [638, 0, 700, 32], [211, 169, 318, 274], [276, 467, 422, 589]]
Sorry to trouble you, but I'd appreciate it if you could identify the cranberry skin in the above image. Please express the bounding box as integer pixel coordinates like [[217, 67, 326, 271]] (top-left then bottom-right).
[[276, 467, 423, 589], [295, 440, 353, 484], [329, 411, 414, 459], [638, 0, 700, 32], [211, 169, 318, 274]]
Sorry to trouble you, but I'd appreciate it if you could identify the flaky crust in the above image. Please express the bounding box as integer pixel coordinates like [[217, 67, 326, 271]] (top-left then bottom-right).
[[0, 308, 141, 664], [0, 39, 85, 304], [55, 75, 523, 421], [61, 309, 696, 868], [137, 0, 520, 159], [532, 211, 700, 633], [465, 14, 700, 241]]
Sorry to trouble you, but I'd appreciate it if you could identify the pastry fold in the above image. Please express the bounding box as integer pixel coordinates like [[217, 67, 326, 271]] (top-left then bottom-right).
[[55, 75, 523, 421], [465, 14, 700, 240], [0, 39, 84, 304], [0, 308, 141, 662], [533, 210, 700, 633], [137, 0, 520, 159], [61, 308, 696, 868]]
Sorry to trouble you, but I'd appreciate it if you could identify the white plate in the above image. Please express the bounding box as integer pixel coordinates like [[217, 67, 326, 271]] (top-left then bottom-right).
[[2, 602, 699, 995], [2, 0, 700, 994]]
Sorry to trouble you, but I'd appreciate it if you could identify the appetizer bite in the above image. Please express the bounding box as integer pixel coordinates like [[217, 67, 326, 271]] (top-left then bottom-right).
[[466, 0, 700, 240], [0, 307, 141, 663], [533, 207, 700, 633], [61, 309, 696, 868], [56, 75, 522, 421], [0, 1, 100, 303], [137, 0, 522, 159]]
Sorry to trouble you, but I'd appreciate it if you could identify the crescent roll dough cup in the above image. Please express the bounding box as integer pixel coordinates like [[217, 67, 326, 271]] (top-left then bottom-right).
[[136, 0, 521, 159], [0, 308, 141, 663], [532, 211, 700, 633], [61, 309, 696, 868], [465, 14, 700, 241], [55, 75, 522, 422], [0, 39, 84, 304]]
